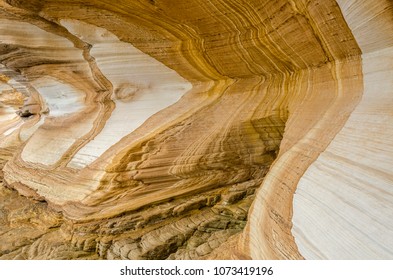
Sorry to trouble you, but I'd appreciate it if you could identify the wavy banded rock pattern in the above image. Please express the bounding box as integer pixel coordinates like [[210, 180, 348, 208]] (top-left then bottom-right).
[[291, 0, 393, 259], [0, 0, 392, 259]]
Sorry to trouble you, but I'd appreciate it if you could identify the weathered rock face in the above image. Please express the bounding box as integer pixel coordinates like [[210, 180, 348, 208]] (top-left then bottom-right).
[[0, 0, 392, 259]]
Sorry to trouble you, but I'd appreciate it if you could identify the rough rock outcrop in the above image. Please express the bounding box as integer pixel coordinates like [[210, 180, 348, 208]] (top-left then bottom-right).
[[0, 0, 392, 259]]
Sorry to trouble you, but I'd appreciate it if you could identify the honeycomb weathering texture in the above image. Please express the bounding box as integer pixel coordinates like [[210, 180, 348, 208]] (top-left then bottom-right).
[[0, 0, 392, 259]]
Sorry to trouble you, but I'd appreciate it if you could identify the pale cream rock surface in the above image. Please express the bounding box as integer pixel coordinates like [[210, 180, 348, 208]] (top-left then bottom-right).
[[20, 77, 87, 165], [61, 20, 192, 168], [292, 0, 393, 259], [0, 0, 391, 260]]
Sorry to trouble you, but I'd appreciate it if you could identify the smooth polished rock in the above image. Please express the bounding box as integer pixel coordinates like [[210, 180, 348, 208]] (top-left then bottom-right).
[[0, 0, 392, 260]]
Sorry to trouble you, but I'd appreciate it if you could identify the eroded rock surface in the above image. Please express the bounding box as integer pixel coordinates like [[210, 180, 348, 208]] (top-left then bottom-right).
[[0, 0, 392, 259]]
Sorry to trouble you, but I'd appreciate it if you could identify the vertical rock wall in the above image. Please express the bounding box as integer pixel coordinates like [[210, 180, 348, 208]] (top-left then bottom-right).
[[0, 0, 391, 259]]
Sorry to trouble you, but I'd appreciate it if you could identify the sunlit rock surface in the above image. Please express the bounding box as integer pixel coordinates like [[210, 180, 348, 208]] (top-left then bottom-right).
[[0, 0, 392, 259]]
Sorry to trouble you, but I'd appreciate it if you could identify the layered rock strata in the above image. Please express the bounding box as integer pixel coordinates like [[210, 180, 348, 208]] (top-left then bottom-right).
[[0, 0, 392, 259], [291, 0, 393, 259]]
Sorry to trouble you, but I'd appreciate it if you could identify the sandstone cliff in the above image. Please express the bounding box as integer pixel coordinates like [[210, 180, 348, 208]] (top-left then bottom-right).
[[0, 0, 392, 259]]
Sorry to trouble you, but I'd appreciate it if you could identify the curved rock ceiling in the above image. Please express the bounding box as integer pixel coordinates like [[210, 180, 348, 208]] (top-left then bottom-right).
[[0, 0, 392, 259]]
